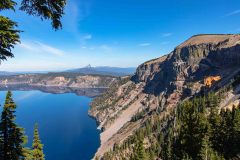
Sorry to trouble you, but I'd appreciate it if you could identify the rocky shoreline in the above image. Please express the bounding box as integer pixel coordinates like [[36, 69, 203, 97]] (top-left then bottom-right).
[[0, 84, 108, 97], [0, 73, 117, 97]]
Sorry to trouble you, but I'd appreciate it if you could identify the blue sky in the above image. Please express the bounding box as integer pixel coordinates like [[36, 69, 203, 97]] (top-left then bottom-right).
[[1, 0, 240, 71]]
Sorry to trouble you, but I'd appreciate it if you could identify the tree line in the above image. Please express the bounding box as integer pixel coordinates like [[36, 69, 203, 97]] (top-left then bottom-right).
[[0, 91, 45, 160], [102, 91, 240, 160]]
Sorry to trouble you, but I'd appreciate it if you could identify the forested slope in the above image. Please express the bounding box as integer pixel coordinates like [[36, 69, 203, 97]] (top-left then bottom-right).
[[90, 34, 240, 159]]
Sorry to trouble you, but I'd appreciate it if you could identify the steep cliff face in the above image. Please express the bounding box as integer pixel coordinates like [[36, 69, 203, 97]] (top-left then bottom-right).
[[134, 34, 240, 95], [90, 34, 240, 158]]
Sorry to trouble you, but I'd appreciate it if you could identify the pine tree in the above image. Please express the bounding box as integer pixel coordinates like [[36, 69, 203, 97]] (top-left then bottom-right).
[[232, 106, 240, 156], [149, 149, 155, 160], [209, 107, 222, 152], [162, 130, 173, 160], [198, 135, 217, 160], [0, 91, 26, 160], [0, 16, 20, 61], [32, 123, 45, 160], [23, 147, 33, 160], [0, 128, 2, 159], [133, 139, 147, 160]]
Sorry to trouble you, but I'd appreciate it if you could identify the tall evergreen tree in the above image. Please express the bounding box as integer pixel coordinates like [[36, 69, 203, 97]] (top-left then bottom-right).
[[32, 123, 45, 160], [198, 135, 223, 160], [0, 91, 26, 160], [133, 139, 147, 160], [229, 106, 240, 157], [23, 147, 34, 160]]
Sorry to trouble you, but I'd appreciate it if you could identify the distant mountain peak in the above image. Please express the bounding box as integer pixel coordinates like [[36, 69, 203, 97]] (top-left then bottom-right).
[[85, 64, 93, 69], [66, 66, 136, 76]]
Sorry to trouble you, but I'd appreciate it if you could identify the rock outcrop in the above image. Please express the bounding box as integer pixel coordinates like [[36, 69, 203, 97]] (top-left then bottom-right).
[[0, 72, 117, 97], [134, 34, 240, 95], [90, 34, 240, 158], [204, 76, 221, 87]]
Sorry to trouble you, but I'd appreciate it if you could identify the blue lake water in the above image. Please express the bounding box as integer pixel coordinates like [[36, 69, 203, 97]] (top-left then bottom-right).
[[0, 91, 100, 160]]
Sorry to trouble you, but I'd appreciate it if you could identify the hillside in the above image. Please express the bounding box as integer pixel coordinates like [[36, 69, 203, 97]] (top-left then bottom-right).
[[90, 34, 240, 159], [67, 65, 136, 76], [0, 72, 117, 97]]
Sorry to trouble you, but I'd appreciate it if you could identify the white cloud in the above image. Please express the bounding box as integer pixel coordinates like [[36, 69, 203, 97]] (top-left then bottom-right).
[[63, 0, 92, 33], [100, 44, 112, 52], [162, 33, 173, 37], [80, 34, 93, 47], [18, 41, 65, 56], [0, 60, 69, 72], [223, 9, 240, 17], [139, 43, 151, 47], [80, 44, 96, 50], [82, 34, 92, 40], [37, 42, 65, 56], [19, 43, 36, 51], [160, 41, 170, 45]]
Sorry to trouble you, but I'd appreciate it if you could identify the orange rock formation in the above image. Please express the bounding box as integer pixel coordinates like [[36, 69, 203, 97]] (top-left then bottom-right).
[[204, 76, 221, 87]]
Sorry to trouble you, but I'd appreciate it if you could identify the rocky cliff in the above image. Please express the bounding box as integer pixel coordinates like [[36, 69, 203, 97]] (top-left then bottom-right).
[[89, 34, 240, 158], [0, 72, 117, 97]]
